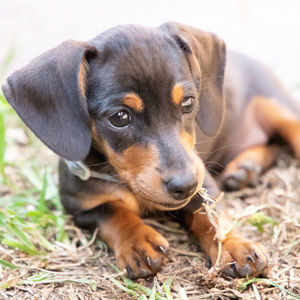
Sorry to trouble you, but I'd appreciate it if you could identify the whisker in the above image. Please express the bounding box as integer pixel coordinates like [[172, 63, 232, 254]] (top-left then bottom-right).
[[206, 168, 222, 177], [109, 182, 125, 193], [204, 160, 225, 170], [86, 161, 110, 167], [200, 143, 242, 161], [194, 138, 215, 146]]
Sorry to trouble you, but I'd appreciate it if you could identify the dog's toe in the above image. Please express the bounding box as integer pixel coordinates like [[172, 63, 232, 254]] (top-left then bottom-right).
[[115, 224, 169, 278], [207, 234, 268, 278]]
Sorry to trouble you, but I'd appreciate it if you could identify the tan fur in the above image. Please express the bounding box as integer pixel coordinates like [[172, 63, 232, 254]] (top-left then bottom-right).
[[78, 58, 89, 99], [123, 93, 144, 112], [100, 140, 203, 211], [80, 187, 140, 214], [172, 83, 184, 105], [100, 200, 169, 277], [180, 130, 196, 149], [253, 96, 300, 158]]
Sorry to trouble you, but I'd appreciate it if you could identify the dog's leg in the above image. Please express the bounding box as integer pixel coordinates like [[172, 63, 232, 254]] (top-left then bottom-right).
[[221, 145, 279, 190], [74, 200, 169, 278], [221, 96, 300, 190], [182, 173, 268, 277], [254, 96, 300, 159]]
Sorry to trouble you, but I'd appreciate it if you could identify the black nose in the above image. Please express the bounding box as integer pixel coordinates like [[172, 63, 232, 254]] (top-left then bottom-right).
[[165, 174, 198, 200]]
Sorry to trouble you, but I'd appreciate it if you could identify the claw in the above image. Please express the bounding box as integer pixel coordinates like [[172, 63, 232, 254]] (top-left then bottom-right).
[[146, 256, 152, 267], [126, 266, 134, 278], [205, 257, 212, 269], [236, 263, 252, 277], [223, 262, 237, 278], [224, 176, 240, 190], [247, 255, 255, 264], [158, 245, 168, 255]]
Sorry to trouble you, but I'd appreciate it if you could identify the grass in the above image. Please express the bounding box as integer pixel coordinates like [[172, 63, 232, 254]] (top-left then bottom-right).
[[239, 277, 300, 299], [246, 211, 278, 233], [0, 50, 299, 299], [108, 265, 173, 299]]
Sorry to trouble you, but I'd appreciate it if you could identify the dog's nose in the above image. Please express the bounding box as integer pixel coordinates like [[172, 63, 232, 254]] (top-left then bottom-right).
[[165, 174, 198, 200]]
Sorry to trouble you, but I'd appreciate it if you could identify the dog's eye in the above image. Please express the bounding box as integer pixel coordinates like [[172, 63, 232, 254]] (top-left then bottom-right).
[[109, 111, 130, 127], [181, 97, 195, 114]]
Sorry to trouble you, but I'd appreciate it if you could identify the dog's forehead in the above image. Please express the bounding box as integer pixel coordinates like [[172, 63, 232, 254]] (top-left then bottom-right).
[[92, 25, 188, 88], [91, 25, 178, 62], [90, 25, 192, 103]]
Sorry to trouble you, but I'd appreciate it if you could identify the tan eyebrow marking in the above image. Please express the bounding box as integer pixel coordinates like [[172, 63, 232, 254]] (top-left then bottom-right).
[[172, 83, 184, 105], [122, 93, 144, 112]]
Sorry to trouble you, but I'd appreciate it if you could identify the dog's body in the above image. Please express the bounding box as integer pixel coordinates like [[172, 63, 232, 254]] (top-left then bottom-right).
[[3, 22, 300, 279]]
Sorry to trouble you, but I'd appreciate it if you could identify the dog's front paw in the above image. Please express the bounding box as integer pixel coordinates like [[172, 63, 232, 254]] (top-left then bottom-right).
[[222, 160, 261, 191], [115, 224, 169, 278], [207, 234, 268, 278]]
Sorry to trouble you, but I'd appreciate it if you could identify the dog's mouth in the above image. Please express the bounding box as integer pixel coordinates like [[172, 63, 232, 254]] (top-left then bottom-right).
[[138, 186, 202, 211], [149, 198, 191, 211], [130, 171, 204, 211]]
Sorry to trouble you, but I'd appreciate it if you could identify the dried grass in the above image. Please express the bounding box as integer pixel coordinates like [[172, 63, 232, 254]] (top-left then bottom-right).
[[0, 145, 299, 299]]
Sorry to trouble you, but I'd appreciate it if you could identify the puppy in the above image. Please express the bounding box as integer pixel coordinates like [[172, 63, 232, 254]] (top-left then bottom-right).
[[3, 22, 299, 279]]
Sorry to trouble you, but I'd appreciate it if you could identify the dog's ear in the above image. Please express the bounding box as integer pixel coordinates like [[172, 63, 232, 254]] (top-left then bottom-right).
[[2, 41, 98, 161], [161, 22, 226, 136]]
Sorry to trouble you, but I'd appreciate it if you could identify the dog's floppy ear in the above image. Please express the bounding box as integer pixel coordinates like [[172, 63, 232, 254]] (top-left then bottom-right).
[[1, 41, 98, 161], [161, 22, 226, 136]]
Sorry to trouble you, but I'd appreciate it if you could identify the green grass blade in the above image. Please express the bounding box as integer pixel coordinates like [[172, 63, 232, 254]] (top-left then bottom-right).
[[25, 273, 49, 282], [91, 281, 97, 291], [108, 263, 134, 286], [55, 215, 68, 243], [38, 169, 48, 213], [110, 278, 139, 297], [31, 228, 55, 251], [7, 222, 35, 248], [163, 278, 173, 300], [247, 212, 278, 233], [2, 239, 41, 255], [0, 109, 5, 177], [149, 284, 156, 300], [131, 283, 152, 296], [264, 279, 300, 299], [0, 259, 17, 270], [21, 165, 43, 190], [239, 277, 300, 299], [0, 281, 14, 289], [21, 277, 96, 286]]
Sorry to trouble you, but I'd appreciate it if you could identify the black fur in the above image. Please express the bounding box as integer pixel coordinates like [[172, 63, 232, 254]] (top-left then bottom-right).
[[2, 41, 98, 161], [2, 23, 226, 217]]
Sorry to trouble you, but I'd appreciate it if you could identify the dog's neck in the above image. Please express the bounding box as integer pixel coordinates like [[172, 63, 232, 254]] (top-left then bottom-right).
[[64, 159, 120, 182], [65, 146, 120, 183]]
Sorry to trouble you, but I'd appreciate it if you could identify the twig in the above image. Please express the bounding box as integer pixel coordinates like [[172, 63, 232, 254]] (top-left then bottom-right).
[[107, 269, 127, 279], [77, 228, 99, 251], [194, 188, 227, 267], [170, 248, 201, 257], [252, 283, 261, 300], [143, 219, 185, 233]]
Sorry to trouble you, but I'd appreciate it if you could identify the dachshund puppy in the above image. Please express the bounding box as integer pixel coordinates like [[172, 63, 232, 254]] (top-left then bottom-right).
[[4, 22, 299, 279]]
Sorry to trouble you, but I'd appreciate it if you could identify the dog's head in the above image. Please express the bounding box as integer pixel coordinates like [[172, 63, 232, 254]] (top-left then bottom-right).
[[2, 22, 226, 210]]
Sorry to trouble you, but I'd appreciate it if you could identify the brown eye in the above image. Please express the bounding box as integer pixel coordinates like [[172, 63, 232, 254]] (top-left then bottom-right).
[[109, 110, 130, 127], [181, 97, 195, 114]]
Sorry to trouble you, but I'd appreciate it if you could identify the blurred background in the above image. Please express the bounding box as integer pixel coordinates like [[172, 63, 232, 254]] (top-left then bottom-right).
[[1, 0, 300, 98]]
